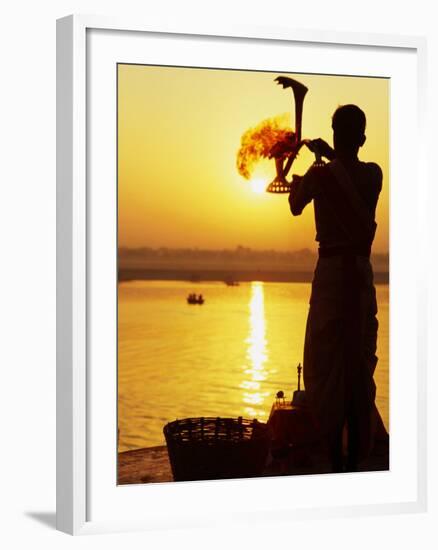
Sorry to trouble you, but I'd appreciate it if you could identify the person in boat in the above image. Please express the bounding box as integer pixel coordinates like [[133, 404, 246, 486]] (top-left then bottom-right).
[[289, 104, 385, 472]]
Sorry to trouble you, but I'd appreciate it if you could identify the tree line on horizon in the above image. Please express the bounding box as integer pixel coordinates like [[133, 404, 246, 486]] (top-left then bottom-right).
[[118, 245, 389, 260], [118, 245, 389, 268]]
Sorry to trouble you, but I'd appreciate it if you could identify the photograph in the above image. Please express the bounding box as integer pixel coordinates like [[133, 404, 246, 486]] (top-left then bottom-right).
[[116, 63, 390, 484]]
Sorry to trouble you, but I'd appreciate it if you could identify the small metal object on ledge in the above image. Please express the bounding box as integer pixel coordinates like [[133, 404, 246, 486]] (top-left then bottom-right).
[[291, 363, 306, 407]]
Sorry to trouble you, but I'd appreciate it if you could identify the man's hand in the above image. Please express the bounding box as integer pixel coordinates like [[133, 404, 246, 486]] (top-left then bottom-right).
[[307, 138, 335, 161]]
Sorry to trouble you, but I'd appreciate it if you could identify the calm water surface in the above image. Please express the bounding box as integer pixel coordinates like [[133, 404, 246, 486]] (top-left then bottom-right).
[[118, 280, 389, 451]]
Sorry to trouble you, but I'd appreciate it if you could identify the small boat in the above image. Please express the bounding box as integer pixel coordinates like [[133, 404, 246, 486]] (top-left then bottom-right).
[[224, 279, 239, 286], [186, 294, 205, 305]]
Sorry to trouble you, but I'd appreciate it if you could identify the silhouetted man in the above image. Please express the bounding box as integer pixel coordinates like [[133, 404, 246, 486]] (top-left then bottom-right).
[[289, 105, 384, 472]]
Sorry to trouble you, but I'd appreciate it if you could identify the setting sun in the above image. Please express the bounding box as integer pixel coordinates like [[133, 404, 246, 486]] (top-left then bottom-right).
[[250, 178, 267, 194], [118, 65, 389, 252]]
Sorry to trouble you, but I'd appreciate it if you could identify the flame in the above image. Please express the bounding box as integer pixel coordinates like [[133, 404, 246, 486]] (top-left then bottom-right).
[[236, 114, 292, 180]]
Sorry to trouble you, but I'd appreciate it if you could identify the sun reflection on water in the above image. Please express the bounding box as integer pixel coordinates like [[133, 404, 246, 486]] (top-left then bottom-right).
[[241, 282, 270, 419]]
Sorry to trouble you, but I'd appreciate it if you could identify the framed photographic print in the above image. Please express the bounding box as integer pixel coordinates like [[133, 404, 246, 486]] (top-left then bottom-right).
[[56, 15, 427, 535]]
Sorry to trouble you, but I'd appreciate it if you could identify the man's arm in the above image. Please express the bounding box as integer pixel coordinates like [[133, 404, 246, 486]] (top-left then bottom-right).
[[366, 162, 383, 216], [288, 138, 332, 216], [288, 169, 316, 216], [367, 162, 383, 194], [307, 138, 335, 162]]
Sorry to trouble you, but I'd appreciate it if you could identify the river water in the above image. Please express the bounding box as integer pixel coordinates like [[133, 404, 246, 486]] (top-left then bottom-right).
[[118, 280, 389, 451]]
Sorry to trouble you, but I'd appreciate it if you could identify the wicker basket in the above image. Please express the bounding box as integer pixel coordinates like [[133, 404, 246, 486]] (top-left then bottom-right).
[[163, 416, 271, 482]]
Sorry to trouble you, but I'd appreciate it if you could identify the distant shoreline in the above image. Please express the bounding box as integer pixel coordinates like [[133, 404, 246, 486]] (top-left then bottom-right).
[[118, 268, 389, 284]]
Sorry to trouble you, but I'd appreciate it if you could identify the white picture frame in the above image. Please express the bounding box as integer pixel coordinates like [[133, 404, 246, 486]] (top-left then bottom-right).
[[56, 14, 428, 535]]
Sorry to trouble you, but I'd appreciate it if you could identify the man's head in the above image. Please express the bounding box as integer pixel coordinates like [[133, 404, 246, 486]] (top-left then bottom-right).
[[332, 104, 366, 157]]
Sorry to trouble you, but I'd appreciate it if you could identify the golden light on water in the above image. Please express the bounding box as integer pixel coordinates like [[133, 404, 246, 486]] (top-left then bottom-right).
[[241, 282, 270, 419]]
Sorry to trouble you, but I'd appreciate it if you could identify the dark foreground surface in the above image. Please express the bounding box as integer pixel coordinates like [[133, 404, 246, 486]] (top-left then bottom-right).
[[118, 438, 390, 485]]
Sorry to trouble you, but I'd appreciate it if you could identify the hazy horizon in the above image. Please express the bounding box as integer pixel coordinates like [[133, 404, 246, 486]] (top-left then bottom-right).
[[118, 245, 389, 283], [118, 244, 389, 258], [119, 244, 389, 253]]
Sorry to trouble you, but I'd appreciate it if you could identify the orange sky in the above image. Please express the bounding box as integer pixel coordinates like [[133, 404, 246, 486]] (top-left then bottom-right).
[[118, 65, 389, 253]]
